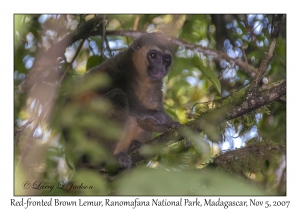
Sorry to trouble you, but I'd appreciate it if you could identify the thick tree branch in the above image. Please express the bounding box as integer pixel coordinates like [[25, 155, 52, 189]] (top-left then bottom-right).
[[228, 80, 286, 119], [213, 144, 286, 166], [210, 143, 286, 178]]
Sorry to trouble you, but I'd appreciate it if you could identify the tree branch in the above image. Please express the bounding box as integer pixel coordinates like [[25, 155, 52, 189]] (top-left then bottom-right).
[[19, 17, 262, 93], [105, 30, 258, 76], [212, 144, 286, 166], [18, 16, 105, 92], [247, 15, 283, 98], [128, 79, 286, 166], [228, 80, 286, 120]]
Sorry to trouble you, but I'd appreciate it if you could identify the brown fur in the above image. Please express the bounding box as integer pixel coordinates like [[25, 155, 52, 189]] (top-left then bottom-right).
[[72, 33, 179, 166]]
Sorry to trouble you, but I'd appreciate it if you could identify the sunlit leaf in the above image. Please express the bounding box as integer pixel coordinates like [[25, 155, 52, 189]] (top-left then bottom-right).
[[86, 55, 102, 71], [193, 56, 221, 95], [172, 57, 195, 72]]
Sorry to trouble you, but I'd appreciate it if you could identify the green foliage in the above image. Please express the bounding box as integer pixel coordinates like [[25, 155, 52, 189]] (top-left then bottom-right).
[[193, 56, 221, 95], [150, 134, 209, 169], [179, 15, 209, 43], [71, 170, 107, 195], [115, 167, 265, 195], [86, 55, 103, 70], [69, 73, 111, 96]]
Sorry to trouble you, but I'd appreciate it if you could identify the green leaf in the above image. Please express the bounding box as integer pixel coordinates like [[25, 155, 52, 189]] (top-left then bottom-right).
[[86, 55, 102, 71], [172, 57, 195, 72], [193, 56, 221, 95], [237, 21, 247, 34], [116, 167, 266, 195], [72, 169, 107, 195]]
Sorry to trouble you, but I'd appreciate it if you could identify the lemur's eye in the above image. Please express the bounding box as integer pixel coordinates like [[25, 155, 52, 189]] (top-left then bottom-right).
[[150, 52, 157, 59], [164, 55, 171, 63]]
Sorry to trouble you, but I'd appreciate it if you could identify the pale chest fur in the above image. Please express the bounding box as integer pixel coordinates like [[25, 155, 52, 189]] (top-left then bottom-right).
[[137, 80, 161, 110]]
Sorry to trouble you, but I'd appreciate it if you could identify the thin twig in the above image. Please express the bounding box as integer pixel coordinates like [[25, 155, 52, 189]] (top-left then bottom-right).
[[58, 39, 85, 85], [274, 52, 286, 67], [241, 47, 250, 74], [105, 36, 112, 57], [14, 116, 35, 146], [191, 101, 213, 111], [15, 116, 35, 134], [17, 101, 50, 168], [100, 15, 106, 63], [116, 17, 130, 45], [87, 38, 96, 55]]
